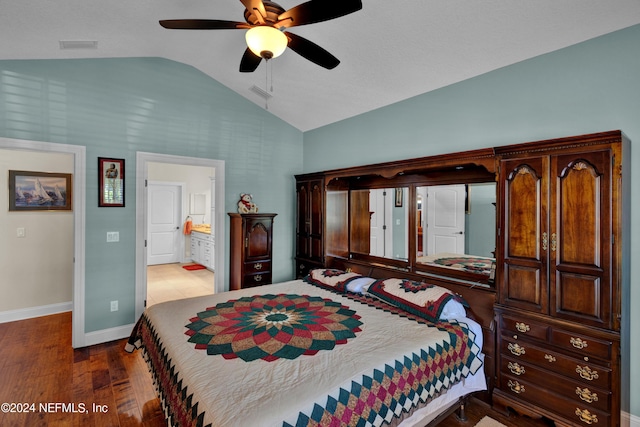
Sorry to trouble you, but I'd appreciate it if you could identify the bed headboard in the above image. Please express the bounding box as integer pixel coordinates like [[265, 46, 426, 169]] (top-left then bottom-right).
[[326, 256, 496, 399]]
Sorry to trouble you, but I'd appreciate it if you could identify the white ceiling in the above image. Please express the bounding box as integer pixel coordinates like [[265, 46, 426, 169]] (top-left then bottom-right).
[[2, 0, 640, 131]]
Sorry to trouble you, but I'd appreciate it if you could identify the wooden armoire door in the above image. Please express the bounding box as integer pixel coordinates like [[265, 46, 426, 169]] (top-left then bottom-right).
[[550, 150, 613, 329], [295, 175, 324, 277], [499, 156, 549, 314]]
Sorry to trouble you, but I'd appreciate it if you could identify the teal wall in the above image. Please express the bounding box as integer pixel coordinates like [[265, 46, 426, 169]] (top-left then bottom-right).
[[304, 24, 640, 418], [0, 57, 303, 333]]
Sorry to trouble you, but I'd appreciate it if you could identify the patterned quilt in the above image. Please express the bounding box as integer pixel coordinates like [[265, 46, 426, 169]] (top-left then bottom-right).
[[126, 280, 484, 427]]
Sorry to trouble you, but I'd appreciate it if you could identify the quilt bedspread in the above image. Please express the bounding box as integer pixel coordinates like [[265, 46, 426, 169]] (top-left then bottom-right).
[[126, 280, 483, 427]]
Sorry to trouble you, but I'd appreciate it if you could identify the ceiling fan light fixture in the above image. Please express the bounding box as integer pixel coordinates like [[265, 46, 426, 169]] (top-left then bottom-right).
[[245, 26, 287, 59]]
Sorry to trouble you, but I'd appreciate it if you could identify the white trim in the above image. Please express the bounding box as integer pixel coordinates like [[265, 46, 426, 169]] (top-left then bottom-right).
[[625, 411, 640, 427], [135, 152, 226, 322], [84, 323, 136, 347], [0, 137, 86, 348], [0, 301, 72, 324]]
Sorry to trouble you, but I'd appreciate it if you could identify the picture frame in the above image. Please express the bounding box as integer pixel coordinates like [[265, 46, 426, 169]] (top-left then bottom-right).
[[98, 157, 125, 207], [9, 170, 72, 211], [395, 188, 403, 207]]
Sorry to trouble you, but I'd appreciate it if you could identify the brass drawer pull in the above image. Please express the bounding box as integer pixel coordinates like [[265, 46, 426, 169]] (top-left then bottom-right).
[[508, 362, 525, 376], [515, 322, 530, 333], [508, 342, 526, 356], [571, 337, 588, 349], [551, 232, 557, 252], [507, 380, 525, 394], [545, 354, 557, 363], [576, 387, 599, 404], [299, 263, 306, 270], [254, 263, 263, 270], [576, 365, 599, 381], [542, 232, 548, 251], [575, 408, 598, 425], [254, 275, 263, 282]]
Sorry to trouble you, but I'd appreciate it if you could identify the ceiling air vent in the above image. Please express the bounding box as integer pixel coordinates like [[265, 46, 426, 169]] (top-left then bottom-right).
[[59, 40, 98, 50], [249, 85, 272, 101]]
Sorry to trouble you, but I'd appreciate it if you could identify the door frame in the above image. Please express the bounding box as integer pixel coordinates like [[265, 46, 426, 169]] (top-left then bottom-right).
[[146, 180, 186, 265], [0, 136, 86, 348], [135, 152, 225, 321]]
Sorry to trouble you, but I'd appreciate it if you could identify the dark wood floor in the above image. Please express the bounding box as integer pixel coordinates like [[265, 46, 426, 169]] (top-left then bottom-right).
[[0, 312, 554, 427]]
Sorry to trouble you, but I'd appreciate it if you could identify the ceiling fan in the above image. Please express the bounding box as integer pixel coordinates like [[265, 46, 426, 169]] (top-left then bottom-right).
[[159, 0, 362, 72]]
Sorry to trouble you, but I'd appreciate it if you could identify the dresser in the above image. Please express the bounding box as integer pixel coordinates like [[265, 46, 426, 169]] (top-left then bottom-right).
[[493, 131, 629, 427], [228, 213, 276, 291]]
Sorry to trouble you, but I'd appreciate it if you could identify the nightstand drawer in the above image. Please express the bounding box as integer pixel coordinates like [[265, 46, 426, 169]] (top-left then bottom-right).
[[500, 336, 611, 389]]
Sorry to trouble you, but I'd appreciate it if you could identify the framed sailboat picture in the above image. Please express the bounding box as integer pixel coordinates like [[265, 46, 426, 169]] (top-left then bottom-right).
[[9, 170, 73, 211], [98, 157, 125, 207]]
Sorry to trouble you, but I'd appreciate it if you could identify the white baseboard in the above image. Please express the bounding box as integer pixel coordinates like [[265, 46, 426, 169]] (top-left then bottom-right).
[[0, 301, 72, 324], [83, 323, 136, 347], [625, 411, 640, 427]]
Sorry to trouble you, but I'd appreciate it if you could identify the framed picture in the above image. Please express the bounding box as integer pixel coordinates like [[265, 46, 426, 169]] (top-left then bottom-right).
[[395, 188, 403, 207], [9, 170, 72, 211], [98, 157, 125, 207]]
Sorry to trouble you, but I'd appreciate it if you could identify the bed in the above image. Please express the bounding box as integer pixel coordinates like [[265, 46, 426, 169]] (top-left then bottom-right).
[[126, 269, 487, 427], [416, 253, 495, 276]]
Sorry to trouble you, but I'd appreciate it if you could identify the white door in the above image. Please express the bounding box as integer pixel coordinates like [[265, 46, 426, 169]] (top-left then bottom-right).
[[147, 182, 182, 265], [426, 184, 466, 255]]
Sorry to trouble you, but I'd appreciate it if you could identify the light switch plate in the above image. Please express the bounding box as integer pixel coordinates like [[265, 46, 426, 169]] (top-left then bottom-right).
[[106, 231, 119, 242], [17, 227, 26, 238]]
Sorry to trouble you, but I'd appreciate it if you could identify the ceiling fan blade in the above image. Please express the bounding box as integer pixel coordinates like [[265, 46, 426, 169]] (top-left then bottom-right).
[[239, 48, 263, 72], [278, 0, 362, 28], [239, 0, 267, 23], [285, 32, 339, 70], [159, 19, 250, 30]]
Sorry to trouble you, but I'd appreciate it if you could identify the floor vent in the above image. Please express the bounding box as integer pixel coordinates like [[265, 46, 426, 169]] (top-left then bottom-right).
[[59, 40, 98, 50]]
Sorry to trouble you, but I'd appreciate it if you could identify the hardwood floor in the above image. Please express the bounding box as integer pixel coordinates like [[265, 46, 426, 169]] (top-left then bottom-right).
[[0, 311, 554, 427]]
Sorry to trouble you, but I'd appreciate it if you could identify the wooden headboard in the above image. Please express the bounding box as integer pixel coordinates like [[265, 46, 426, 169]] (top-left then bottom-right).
[[327, 256, 497, 400]]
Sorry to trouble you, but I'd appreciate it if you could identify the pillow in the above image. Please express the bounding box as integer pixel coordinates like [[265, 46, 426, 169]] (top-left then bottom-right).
[[440, 299, 467, 320], [367, 278, 467, 322], [303, 269, 362, 292], [345, 277, 376, 294]]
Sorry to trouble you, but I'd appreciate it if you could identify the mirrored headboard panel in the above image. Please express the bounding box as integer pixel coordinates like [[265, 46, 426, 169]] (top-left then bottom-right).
[[323, 147, 497, 284]]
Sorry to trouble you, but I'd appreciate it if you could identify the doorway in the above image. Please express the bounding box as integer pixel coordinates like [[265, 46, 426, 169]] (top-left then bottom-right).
[[0, 137, 86, 348], [135, 152, 225, 321]]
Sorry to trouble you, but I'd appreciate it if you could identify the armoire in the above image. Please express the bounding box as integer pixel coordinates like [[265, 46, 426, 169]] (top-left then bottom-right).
[[294, 130, 630, 427]]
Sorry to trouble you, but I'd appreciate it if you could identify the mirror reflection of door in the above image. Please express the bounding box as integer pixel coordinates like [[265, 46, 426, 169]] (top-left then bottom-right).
[[426, 184, 466, 255], [369, 188, 391, 258]]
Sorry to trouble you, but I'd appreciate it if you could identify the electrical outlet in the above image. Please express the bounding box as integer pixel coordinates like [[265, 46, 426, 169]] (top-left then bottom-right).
[[106, 232, 119, 242], [110, 300, 118, 312]]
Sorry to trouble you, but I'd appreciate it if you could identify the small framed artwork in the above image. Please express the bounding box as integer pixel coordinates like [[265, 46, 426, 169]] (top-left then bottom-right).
[[395, 188, 403, 207], [9, 170, 72, 211], [98, 157, 125, 207]]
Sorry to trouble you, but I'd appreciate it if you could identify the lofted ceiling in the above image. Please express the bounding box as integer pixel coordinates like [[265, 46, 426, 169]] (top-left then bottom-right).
[[2, 0, 640, 131]]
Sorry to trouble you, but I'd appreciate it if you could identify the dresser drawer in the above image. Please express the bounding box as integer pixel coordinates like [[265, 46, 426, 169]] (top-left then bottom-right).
[[245, 260, 271, 273], [500, 336, 611, 390], [500, 374, 610, 426], [500, 356, 611, 412], [550, 328, 612, 360], [243, 271, 272, 288], [499, 313, 549, 340]]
